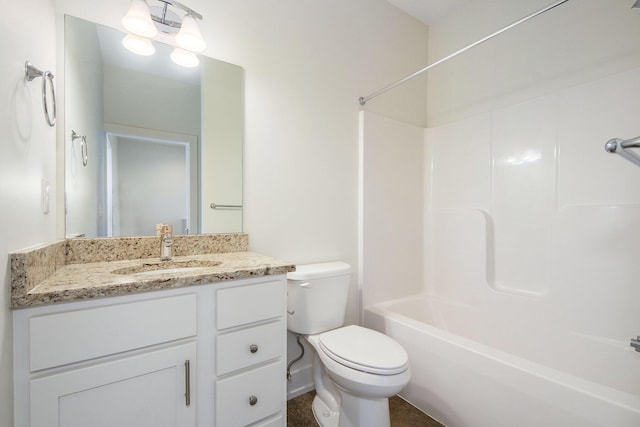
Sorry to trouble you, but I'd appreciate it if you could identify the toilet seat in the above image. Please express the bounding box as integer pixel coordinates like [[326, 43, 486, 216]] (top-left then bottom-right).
[[317, 325, 409, 375]]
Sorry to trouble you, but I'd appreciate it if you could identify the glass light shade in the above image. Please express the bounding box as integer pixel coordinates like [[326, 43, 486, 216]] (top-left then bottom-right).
[[170, 47, 200, 68], [122, 0, 158, 38], [174, 14, 206, 52], [122, 33, 156, 56]]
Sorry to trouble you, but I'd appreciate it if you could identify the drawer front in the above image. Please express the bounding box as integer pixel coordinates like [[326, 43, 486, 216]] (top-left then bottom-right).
[[29, 294, 197, 371], [216, 362, 283, 427], [216, 281, 283, 330], [216, 320, 283, 375]]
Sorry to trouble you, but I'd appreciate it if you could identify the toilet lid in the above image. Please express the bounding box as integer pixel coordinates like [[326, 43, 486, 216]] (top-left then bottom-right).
[[317, 325, 409, 375]]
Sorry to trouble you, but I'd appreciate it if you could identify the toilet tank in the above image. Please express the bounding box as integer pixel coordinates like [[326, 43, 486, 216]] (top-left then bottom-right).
[[287, 262, 351, 335]]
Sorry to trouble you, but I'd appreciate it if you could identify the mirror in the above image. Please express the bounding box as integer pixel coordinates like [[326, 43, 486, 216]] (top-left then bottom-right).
[[64, 15, 243, 238]]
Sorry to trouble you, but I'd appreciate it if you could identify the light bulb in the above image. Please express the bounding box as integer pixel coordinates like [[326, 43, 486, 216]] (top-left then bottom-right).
[[122, 33, 156, 56], [170, 47, 200, 67], [175, 14, 206, 52], [122, 0, 158, 38]]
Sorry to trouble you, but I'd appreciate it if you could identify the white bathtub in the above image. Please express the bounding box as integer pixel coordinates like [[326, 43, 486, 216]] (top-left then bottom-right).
[[364, 294, 640, 427]]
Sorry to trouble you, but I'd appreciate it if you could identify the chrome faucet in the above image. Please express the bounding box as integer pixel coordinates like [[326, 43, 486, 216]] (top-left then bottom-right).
[[159, 224, 173, 261], [632, 336, 640, 352]]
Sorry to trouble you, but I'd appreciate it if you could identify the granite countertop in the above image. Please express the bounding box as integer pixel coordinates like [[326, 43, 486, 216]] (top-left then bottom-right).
[[11, 234, 295, 309]]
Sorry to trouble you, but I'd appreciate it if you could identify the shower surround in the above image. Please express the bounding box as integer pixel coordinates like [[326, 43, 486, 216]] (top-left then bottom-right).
[[360, 66, 640, 426]]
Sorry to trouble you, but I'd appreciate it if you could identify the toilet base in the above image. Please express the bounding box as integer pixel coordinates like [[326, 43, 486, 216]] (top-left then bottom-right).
[[312, 390, 392, 427], [337, 391, 391, 427], [312, 394, 339, 427]]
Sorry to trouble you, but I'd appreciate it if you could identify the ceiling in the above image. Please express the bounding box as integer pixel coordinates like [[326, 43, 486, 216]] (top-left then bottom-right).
[[387, 0, 468, 25]]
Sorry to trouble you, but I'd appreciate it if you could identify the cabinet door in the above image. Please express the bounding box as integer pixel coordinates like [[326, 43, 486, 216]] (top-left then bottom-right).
[[30, 343, 196, 427]]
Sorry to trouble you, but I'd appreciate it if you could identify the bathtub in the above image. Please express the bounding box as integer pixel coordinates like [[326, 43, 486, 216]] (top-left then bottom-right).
[[364, 294, 640, 427]]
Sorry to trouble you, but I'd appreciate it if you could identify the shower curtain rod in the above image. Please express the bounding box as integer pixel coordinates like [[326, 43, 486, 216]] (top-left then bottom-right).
[[358, 0, 571, 106]]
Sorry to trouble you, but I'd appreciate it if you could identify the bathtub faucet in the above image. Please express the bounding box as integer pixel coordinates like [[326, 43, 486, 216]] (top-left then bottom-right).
[[632, 336, 640, 352]]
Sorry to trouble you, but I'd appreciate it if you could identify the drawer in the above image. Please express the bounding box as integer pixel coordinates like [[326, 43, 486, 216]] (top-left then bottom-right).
[[216, 320, 283, 375], [216, 281, 283, 330], [216, 362, 283, 427], [29, 294, 197, 371]]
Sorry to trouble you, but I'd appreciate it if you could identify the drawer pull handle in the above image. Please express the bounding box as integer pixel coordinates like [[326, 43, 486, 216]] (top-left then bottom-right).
[[185, 360, 191, 407], [249, 344, 259, 353], [249, 395, 258, 406]]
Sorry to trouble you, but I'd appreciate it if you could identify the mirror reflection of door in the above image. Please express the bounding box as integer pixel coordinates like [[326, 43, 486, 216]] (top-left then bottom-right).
[[105, 127, 196, 237]]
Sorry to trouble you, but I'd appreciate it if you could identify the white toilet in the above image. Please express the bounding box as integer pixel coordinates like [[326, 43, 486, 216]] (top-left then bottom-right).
[[287, 262, 410, 427]]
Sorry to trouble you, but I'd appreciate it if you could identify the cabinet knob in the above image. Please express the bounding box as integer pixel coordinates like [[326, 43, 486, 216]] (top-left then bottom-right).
[[249, 395, 258, 406], [249, 344, 259, 353]]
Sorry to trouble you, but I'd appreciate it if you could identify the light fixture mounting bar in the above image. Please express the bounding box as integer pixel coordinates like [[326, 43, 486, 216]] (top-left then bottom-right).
[[157, 0, 202, 20]]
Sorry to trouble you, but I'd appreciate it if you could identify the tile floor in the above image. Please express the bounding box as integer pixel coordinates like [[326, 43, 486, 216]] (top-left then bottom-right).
[[287, 391, 443, 427]]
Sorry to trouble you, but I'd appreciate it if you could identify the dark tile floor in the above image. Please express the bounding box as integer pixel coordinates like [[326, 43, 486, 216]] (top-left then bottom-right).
[[287, 391, 443, 427]]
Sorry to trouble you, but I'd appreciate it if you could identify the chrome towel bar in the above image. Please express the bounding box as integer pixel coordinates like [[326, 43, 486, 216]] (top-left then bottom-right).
[[24, 61, 56, 127], [210, 203, 242, 210]]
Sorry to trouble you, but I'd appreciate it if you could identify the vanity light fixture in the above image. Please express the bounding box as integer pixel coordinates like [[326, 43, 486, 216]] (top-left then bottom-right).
[[170, 47, 200, 68], [122, 0, 158, 38], [121, 0, 206, 67], [122, 33, 156, 56]]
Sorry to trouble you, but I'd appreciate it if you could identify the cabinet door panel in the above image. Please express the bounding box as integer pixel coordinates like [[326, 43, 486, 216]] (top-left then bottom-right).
[[30, 343, 195, 427]]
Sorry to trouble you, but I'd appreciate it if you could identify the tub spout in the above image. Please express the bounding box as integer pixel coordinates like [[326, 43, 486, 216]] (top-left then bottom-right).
[[631, 337, 640, 352]]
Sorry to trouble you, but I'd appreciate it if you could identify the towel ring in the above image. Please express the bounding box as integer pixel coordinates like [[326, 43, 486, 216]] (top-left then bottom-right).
[[25, 61, 56, 127], [71, 130, 88, 166]]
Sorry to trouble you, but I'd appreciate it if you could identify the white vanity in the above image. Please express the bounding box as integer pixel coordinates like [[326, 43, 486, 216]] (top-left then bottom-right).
[[11, 234, 293, 427]]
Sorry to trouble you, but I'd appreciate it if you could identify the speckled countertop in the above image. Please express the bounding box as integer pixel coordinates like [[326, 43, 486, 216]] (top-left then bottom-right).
[[11, 233, 295, 309]]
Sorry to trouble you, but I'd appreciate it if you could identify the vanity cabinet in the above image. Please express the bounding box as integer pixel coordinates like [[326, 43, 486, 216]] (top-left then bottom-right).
[[13, 276, 287, 427]]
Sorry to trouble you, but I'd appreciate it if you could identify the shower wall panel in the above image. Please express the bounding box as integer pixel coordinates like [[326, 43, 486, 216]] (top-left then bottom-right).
[[426, 67, 640, 340]]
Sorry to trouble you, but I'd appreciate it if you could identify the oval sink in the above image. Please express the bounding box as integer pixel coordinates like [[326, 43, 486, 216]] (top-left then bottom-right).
[[112, 260, 222, 276]]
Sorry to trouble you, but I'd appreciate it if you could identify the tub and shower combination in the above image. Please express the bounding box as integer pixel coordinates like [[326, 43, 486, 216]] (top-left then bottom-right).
[[364, 295, 640, 426], [357, 1, 640, 425]]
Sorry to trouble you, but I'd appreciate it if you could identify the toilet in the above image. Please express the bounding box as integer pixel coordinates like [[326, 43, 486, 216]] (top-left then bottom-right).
[[287, 262, 410, 427]]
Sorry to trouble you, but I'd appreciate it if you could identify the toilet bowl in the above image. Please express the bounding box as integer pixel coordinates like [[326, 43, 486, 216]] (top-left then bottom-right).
[[287, 262, 410, 427]]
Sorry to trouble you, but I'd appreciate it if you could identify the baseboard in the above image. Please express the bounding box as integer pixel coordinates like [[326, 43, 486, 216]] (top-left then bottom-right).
[[286, 362, 314, 400]]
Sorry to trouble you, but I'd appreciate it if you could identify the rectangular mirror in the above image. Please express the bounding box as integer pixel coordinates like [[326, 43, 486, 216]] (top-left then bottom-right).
[[64, 15, 243, 238]]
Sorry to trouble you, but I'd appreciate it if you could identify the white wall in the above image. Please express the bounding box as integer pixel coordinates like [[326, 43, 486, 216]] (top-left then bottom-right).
[[0, 0, 58, 425], [360, 111, 424, 309], [426, 0, 640, 126]]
